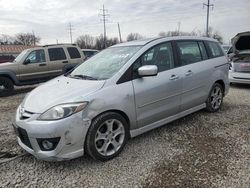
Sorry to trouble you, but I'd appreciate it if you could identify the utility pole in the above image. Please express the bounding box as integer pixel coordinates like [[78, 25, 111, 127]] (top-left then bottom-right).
[[177, 22, 181, 35], [68, 23, 74, 44], [99, 5, 109, 48], [118, 23, 122, 43], [32, 30, 36, 46], [203, 0, 214, 37]]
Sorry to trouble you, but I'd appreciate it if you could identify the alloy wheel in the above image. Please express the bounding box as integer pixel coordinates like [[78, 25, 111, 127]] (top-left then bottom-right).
[[95, 119, 125, 156]]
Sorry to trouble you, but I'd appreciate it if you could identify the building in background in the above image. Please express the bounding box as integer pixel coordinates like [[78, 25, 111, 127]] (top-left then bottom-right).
[[0, 45, 34, 63]]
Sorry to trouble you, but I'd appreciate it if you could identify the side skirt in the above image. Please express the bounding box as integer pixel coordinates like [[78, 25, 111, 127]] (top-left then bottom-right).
[[130, 103, 206, 138]]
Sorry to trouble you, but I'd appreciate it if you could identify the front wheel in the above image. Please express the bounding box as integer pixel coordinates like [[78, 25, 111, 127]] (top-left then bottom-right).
[[0, 77, 14, 97], [205, 83, 224, 112], [85, 112, 129, 161]]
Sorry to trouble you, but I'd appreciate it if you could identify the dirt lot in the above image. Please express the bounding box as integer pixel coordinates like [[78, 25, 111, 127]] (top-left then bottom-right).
[[0, 85, 249, 188]]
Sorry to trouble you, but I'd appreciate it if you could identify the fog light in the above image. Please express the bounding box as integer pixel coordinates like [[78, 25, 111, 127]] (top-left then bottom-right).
[[42, 140, 53, 150], [37, 137, 60, 151]]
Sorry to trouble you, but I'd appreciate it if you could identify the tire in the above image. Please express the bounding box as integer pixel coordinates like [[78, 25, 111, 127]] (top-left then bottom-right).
[[85, 112, 129, 161], [205, 83, 224, 112], [0, 77, 14, 97]]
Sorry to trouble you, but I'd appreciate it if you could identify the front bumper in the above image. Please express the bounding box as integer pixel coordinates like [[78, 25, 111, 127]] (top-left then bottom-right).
[[229, 71, 250, 84], [14, 106, 91, 161]]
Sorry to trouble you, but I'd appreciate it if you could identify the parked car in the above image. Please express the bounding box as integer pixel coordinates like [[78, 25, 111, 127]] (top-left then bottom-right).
[[229, 31, 250, 84], [0, 55, 15, 63], [14, 37, 229, 161], [221, 44, 231, 53], [81, 49, 99, 59], [0, 44, 84, 96]]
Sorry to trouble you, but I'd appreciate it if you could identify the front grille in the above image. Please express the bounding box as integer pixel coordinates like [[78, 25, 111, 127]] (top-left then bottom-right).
[[17, 127, 33, 149]]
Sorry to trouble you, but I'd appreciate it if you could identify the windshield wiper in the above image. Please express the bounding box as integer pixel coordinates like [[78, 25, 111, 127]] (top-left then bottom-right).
[[69, 74, 99, 80]]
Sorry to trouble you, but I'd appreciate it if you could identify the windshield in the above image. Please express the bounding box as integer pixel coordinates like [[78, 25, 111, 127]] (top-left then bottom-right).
[[14, 49, 28, 63], [70, 46, 141, 80]]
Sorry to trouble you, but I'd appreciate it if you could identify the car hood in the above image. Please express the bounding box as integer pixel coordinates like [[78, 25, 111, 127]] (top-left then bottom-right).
[[0, 62, 16, 68], [23, 76, 105, 113], [231, 31, 250, 53]]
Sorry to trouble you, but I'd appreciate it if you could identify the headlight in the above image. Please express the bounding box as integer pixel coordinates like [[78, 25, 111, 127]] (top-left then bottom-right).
[[38, 102, 88, 121]]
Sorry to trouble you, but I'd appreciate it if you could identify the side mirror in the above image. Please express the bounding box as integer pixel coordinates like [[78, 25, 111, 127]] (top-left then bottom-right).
[[138, 65, 158, 77], [23, 59, 30, 65]]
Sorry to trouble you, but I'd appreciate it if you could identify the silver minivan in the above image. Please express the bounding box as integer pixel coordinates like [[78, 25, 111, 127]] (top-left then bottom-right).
[[14, 37, 229, 161]]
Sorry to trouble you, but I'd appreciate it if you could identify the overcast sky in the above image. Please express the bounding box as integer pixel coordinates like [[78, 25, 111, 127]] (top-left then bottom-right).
[[0, 0, 249, 45]]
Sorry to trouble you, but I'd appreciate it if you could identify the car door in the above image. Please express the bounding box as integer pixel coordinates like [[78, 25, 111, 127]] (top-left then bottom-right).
[[132, 42, 182, 128], [175, 40, 211, 111], [18, 49, 49, 82], [47, 47, 69, 77]]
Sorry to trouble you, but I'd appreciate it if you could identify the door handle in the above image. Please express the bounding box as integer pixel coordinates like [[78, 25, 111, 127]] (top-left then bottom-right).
[[39, 64, 46, 67], [185, 70, 193, 76], [62, 61, 68, 63], [169, 74, 179, 80]]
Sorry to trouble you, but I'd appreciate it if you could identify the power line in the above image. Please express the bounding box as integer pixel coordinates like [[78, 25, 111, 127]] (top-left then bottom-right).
[[203, 0, 214, 37], [99, 4, 109, 48]]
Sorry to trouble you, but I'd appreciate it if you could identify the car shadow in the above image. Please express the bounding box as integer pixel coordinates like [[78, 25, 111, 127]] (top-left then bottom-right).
[[230, 83, 250, 89]]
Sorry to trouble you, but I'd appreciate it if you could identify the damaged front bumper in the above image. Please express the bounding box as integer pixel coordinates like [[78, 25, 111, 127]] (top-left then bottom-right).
[[14, 105, 91, 161]]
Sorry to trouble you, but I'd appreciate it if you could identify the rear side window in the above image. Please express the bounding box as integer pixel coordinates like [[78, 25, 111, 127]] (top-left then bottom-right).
[[67, 47, 81, 59], [177, 41, 202, 65], [207, 41, 224, 58], [48, 48, 66, 61]]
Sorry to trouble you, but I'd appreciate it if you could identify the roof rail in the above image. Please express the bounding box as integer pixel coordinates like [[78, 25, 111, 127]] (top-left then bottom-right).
[[42, 43, 77, 47]]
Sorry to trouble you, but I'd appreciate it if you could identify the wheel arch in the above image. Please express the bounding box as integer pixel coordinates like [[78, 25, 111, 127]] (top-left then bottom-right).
[[0, 70, 19, 85], [90, 109, 131, 137], [215, 79, 225, 95]]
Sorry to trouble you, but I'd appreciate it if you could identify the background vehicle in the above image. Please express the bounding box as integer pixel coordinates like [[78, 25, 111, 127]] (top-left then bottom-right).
[[0, 55, 15, 63], [81, 49, 99, 59], [221, 44, 231, 53], [14, 37, 229, 161], [0, 44, 84, 96], [229, 31, 250, 84]]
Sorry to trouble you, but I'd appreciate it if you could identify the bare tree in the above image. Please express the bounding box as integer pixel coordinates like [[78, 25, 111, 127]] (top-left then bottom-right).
[[206, 27, 223, 44], [94, 35, 119, 50], [75, 34, 96, 49], [126, 33, 143, 41], [0, 34, 15, 44], [14, 33, 40, 46], [158, 31, 198, 37]]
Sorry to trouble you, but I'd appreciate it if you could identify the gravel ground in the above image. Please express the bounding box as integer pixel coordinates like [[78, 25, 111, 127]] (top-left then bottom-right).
[[0, 84, 249, 187]]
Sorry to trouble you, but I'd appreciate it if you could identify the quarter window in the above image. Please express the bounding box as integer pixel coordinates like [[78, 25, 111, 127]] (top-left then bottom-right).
[[67, 47, 81, 59], [48, 48, 66, 61], [177, 41, 202, 65], [198, 41, 208, 60], [136, 42, 175, 73], [25, 50, 45, 63], [207, 41, 224, 58]]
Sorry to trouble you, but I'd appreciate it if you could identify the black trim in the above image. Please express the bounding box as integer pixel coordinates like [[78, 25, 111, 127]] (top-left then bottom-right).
[[116, 66, 133, 84], [215, 63, 230, 68], [17, 127, 33, 149]]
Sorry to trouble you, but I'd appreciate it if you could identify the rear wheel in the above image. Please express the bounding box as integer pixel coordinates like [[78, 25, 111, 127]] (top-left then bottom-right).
[[85, 112, 129, 161], [0, 77, 14, 97], [205, 83, 224, 112]]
